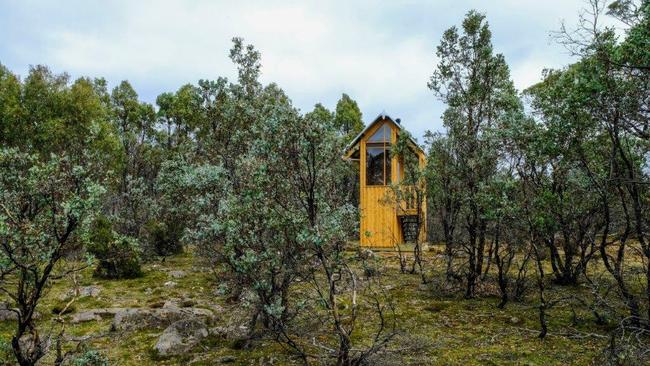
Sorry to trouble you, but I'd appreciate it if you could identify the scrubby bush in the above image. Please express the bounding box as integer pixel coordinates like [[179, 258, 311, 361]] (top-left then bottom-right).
[[88, 215, 142, 279], [143, 219, 183, 257], [69, 349, 109, 366], [0, 149, 105, 365], [0, 339, 12, 366]]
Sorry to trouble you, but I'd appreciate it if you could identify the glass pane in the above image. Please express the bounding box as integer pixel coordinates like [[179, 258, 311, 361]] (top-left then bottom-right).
[[385, 148, 392, 184], [368, 124, 390, 143], [366, 147, 385, 185]]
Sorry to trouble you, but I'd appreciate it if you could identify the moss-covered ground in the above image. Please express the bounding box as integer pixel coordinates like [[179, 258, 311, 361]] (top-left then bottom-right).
[[0, 247, 617, 365]]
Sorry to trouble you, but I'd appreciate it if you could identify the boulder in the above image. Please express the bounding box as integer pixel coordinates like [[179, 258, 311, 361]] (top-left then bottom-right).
[[168, 270, 186, 279], [90, 307, 127, 319], [163, 299, 180, 309], [111, 307, 215, 331], [0, 302, 17, 321], [71, 311, 101, 323], [0, 303, 39, 321], [208, 324, 249, 340], [74, 286, 102, 298], [153, 319, 208, 357], [59, 285, 102, 301], [68, 307, 126, 323], [74, 308, 126, 319]]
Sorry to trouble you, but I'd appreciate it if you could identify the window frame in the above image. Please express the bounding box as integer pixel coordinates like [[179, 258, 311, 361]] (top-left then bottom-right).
[[365, 123, 392, 186]]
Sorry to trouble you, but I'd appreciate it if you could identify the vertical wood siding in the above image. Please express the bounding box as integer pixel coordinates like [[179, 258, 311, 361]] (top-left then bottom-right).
[[359, 119, 427, 248]]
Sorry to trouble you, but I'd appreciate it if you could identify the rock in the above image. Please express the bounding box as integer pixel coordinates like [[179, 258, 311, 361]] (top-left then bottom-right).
[[111, 307, 215, 331], [71, 311, 101, 323], [0, 302, 17, 321], [60, 286, 102, 301], [18, 334, 50, 359], [209, 325, 247, 340], [67, 308, 126, 324], [90, 308, 127, 319], [163, 299, 180, 309], [153, 319, 208, 357], [77, 285, 102, 298], [168, 270, 186, 279], [209, 326, 229, 337], [0, 303, 39, 321], [164, 281, 177, 288], [180, 299, 196, 308]]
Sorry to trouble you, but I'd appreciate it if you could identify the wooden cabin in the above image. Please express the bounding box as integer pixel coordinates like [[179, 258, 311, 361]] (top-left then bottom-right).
[[343, 113, 427, 248]]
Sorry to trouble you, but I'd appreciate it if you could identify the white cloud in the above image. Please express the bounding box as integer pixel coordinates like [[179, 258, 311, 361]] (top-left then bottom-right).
[[1, 0, 598, 138]]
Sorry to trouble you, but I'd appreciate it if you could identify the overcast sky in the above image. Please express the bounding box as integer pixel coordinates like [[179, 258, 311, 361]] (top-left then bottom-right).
[[0, 0, 592, 140]]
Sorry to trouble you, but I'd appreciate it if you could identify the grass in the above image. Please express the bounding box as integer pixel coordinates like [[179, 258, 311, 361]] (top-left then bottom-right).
[[0, 247, 622, 365]]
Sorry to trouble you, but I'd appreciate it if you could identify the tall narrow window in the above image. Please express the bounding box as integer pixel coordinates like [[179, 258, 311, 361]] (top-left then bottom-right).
[[366, 124, 391, 185]]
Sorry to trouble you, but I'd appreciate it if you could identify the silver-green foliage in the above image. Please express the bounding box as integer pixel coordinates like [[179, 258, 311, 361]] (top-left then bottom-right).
[[0, 148, 103, 365]]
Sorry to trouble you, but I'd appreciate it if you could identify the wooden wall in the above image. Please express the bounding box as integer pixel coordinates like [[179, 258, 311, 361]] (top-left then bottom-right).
[[358, 119, 427, 248]]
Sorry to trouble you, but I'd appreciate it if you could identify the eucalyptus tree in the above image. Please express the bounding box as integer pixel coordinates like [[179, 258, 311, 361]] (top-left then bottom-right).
[[156, 84, 202, 154], [150, 38, 264, 256], [391, 131, 428, 282], [480, 170, 531, 308], [236, 98, 394, 365], [0, 64, 23, 147], [425, 132, 462, 281], [181, 39, 394, 364], [333, 94, 364, 212], [536, 0, 650, 329], [0, 149, 103, 366], [520, 68, 606, 286], [334, 93, 364, 139], [586, 1, 650, 328], [109, 81, 160, 241], [177, 39, 305, 339], [428, 10, 522, 298], [499, 0, 650, 340], [0, 65, 119, 175]]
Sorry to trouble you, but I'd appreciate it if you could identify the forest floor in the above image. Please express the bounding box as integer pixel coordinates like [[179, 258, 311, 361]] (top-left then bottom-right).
[[0, 246, 614, 366]]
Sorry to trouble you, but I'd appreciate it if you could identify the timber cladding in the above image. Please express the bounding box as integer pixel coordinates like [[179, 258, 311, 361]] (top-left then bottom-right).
[[345, 114, 427, 248]]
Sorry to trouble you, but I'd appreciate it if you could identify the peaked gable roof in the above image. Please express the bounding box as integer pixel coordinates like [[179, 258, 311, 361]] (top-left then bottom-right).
[[343, 113, 424, 158]]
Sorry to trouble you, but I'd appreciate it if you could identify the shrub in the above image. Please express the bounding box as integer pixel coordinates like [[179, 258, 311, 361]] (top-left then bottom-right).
[[70, 349, 109, 366], [0, 339, 12, 365], [143, 219, 183, 257], [88, 215, 142, 279]]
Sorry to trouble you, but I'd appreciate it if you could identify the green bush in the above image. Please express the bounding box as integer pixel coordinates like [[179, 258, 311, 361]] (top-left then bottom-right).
[[0, 339, 12, 366], [88, 216, 142, 279], [70, 349, 109, 366], [144, 219, 183, 257]]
